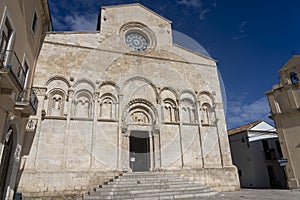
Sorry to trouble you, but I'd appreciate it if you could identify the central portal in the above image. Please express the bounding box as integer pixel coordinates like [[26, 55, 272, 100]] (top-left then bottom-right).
[[129, 131, 150, 172]]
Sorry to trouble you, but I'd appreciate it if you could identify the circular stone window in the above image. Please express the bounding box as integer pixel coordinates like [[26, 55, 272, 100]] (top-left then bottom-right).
[[121, 23, 156, 52], [125, 32, 149, 51]]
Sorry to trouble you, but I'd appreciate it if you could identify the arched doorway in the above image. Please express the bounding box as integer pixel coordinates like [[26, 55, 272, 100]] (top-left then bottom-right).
[[0, 129, 14, 199], [129, 131, 150, 172], [122, 99, 159, 172]]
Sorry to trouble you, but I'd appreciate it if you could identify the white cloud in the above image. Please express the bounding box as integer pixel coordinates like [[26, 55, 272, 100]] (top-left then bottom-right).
[[63, 14, 98, 31], [199, 9, 210, 20], [226, 96, 271, 129], [51, 15, 66, 31], [232, 21, 248, 40], [177, 0, 202, 8], [239, 21, 248, 33], [177, 0, 216, 21]]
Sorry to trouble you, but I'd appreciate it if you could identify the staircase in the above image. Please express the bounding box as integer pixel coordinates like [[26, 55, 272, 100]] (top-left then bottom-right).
[[78, 172, 217, 200]]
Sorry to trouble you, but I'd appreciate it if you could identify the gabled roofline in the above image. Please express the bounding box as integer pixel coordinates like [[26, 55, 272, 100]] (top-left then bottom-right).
[[279, 55, 300, 73], [228, 120, 263, 136], [101, 3, 172, 24]]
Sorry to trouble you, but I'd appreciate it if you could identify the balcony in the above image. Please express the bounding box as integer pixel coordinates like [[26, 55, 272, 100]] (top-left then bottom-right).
[[15, 88, 38, 116], [0, 50, 26, 92]]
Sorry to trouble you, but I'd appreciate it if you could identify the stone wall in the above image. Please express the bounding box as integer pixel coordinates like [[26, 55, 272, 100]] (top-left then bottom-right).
[[17, 4, 240, 197]]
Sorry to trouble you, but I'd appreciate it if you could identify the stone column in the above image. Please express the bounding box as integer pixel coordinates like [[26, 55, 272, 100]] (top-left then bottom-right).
[[62, 87, 74, 168], [149, 132, 154, 171], [117, 94, 123, 170], [178, 100, 184, 169], [32, 87, 47, 169], [196, 101, 204, 168], [153, 129, 161, 170], [121, 130, 131, 172], [91, 91, 99, 168]]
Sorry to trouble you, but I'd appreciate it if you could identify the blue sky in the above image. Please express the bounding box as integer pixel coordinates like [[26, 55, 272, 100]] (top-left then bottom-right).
[[48, 0, 300, 129]]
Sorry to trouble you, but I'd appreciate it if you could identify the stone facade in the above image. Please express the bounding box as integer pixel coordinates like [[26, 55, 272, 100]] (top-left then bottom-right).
[[17, 4, 239, 197], [265, 55, 300, 189]]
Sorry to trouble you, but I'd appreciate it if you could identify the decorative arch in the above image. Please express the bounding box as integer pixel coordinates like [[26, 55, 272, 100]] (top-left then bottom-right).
[[163, 98, 179, 122], [198, 91, 215, 103], [1, 114, 22, 150], [160, 87, 179, 101], [73, 89, 93, 118], [121, 76, 159, 103], [99, 81, 120, 93], [99, 93, 118, 120], [73, 78, 96, 90], [198, 91, 216, 126], [46, 75, 71, 87], [0, 126, 16, 197], [47, 88, 67, 117], [180, 89, 197, 100], [122, 98, 158, 128], [180, 91, 197, 123], [0, 113, 22, 198]]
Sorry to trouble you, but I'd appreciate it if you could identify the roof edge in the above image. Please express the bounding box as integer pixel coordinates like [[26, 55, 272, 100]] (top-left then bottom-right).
[[101, 3, 172, 24]]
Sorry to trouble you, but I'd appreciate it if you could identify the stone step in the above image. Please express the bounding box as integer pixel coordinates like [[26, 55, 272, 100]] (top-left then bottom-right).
[[96, 184, 205, 192], [80, 172, 217, 200], [83, 188, 216, 199], [122, 172, 176, 177], [91, 186, 209, 196], [112, 176, 184, 181], [106, 178, 193, 185]]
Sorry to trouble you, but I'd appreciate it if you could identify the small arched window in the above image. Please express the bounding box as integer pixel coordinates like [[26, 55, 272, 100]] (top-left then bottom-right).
[[181, 98, 195, 123], [290, 71, 299, 84], [48, 89, 65, 116], [99, 94, 117, 120], [201, 103, 214, 125], [163, 99, 178, 122], [74, 95, 92, 118]]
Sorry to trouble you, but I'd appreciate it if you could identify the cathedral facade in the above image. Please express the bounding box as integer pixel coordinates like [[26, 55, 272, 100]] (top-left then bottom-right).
[[18, 4, 239, 197]]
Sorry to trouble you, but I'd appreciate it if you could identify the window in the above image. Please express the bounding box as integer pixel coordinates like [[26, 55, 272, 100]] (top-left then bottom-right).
[[99, 94, 117, 120], [74, 92, 92, 118], [181, 98, 195, 123], [0, 18, 14, 56], [262, 140, 272, 160], [163, 99, 178, 122], [201, 103, 215, 126], [290, 71, 299, 84], [32, 12, 38, 34], [23, 60, 29, 88], [100, 98, 114, 119], [48, 89, 65, 117], [275, 140, 283, 158]]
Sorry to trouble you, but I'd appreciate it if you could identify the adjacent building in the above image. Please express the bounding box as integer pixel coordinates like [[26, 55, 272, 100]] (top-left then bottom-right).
[[16, 3, 239, 198], [0, 0, 51, 199], [228, 120, 287, 189], [265, 55, 300, 189]]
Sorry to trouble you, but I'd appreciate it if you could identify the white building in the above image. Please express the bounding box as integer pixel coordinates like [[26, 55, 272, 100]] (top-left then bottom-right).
[[228, 120, 287, 188]]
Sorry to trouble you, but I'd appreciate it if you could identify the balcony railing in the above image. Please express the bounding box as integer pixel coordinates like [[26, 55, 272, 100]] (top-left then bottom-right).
[[0, 50, 26, 89], [15, 88, 39, 115]]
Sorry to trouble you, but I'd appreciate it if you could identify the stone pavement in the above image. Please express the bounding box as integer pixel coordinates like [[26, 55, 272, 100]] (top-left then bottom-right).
[[189, 189, 300, 200]]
